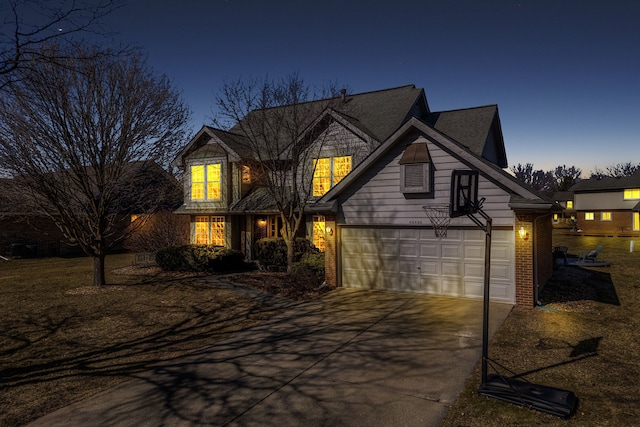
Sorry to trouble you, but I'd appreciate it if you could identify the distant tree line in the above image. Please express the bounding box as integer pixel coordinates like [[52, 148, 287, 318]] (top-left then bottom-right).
[[510, 161, 640, 194]]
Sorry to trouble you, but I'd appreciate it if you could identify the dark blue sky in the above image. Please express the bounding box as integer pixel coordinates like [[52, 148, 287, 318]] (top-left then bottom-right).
[[104, 0, 640, 175]]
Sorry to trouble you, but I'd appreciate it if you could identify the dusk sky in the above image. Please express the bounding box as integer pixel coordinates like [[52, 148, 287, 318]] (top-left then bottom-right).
[[103, 0, 640, 176]]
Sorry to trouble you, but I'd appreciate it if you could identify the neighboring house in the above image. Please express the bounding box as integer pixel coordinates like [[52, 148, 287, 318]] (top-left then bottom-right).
[[0, 161, 183, 257], [568, 170, 640, 236], [551, 191, 576, 229], [173, 85, 555, 307]]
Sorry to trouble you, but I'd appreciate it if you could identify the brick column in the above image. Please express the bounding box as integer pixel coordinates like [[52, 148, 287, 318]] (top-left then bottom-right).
[[323, 213, 337, 288], [514, 213, 534, 307]]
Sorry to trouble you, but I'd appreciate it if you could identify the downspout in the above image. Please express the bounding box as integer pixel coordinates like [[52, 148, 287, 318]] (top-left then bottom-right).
[[533, 213, 552, 306]]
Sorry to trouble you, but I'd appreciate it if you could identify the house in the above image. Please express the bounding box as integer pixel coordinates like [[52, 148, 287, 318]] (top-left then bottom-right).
[[173, 85, 555, 307], [551, 191, 576, 228], [0, 161, 184, 257], [568, 171, 640, 236]]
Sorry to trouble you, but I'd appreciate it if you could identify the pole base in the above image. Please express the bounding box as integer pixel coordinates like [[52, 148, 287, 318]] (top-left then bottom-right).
[[478, 374, 577, 418]]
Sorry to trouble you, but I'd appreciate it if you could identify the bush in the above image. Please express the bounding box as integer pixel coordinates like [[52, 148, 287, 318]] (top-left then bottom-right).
[[290, 252, 325, 285], [254, 238, 318, 271], [155, 245, 247, 273]]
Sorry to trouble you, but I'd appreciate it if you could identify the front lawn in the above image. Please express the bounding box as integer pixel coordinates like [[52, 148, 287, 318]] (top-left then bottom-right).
[[0, 254, 281, 427], [442, 232, 640, 426]]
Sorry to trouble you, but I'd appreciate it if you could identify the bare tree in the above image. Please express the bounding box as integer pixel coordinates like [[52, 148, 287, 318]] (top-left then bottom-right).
[[215, 74, 344, 271], [124, 210, 190, 253], [1, 0, 123, 89], [0, 43, 190, 286], [510, 163, 552, 193], [591, 162, 640, 179], [551, 164, 581, 192]]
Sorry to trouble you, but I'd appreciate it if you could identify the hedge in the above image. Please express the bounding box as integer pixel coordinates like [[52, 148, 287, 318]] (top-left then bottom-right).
[[155, 245, 247, 273], [254, 237, 318, 271]]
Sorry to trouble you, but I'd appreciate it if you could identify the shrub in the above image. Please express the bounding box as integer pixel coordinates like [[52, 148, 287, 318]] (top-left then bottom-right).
[[290, 252, 325, 285], [155, 245, 248, 273], [254, 237, 318, 271]]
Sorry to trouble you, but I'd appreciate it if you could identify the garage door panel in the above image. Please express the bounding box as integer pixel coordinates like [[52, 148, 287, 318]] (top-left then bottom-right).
[[441, 245, 462, 258], [341, 227, 514, 302]]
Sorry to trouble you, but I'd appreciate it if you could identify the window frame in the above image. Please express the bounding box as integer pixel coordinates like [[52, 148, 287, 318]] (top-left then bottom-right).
[[194, 215, 225, 246], [190, 162, 222, 201], [633, 212, 639, 231], [400, 162, 431, 194], [566, 200, 573, 209], [624, 188, 640, 200], [585, 212, 595, 221], [313, 155, 351, 197], [600, 212, 612, 221], [312, 215, 326, 252]]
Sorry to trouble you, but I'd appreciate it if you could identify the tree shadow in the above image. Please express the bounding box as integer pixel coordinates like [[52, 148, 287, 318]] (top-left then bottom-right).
[[539, 265, 620, 306]]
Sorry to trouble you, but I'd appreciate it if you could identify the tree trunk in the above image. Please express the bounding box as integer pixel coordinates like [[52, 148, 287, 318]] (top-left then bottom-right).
[[93, 254, 106, 287], [286, 239, 295, 273]]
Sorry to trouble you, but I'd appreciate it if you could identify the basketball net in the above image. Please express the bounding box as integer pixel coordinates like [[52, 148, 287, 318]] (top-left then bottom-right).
[[422, 205, 451, 239]]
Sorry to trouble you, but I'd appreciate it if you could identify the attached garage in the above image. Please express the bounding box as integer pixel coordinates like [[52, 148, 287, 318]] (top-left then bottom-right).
[[341, 227, 515, 303]]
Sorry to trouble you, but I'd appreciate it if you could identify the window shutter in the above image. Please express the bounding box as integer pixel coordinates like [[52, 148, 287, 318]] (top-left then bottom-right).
[[404, 164, 424, 187]]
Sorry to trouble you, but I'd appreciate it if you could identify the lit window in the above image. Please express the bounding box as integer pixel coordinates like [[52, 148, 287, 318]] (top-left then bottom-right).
[[634, 212, 639, 231], [313, 215, 326, 252], [313, 156, 351, 197], [242, 165, 251, 184], [624, 188, 640, 200], [553, 214, 559, 222], [194, 216, 225, 245], [191, 163, 221, 200], [585, 212, 594, 221], [601, 212, 612, 221], [566, 200, 573, 209]]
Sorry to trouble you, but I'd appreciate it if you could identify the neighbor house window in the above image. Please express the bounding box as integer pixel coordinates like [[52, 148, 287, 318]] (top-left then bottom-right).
[[601, 212, 612, 221], [624, 188, 640, 200], [191, 163, 221, 200], [634, 212, 639, 231], [566, 200, 573, 209], [585, 212, 594, 220], [313, 156, 351, 197], [313, 215, 326, 252], [553, 213, 559, 222], [194, 216, 225, 245]]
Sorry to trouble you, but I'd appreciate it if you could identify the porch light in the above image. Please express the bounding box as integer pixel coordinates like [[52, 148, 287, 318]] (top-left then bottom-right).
[[257, 218, 267, 227], [325, 226, 333, 236], [518, 226, 529, 241]]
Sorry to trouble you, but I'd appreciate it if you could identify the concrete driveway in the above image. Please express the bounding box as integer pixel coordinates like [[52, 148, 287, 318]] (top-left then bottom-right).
[[27, 288, 512, 427]]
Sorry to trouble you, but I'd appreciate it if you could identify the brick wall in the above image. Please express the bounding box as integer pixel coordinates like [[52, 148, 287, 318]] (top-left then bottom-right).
[[576, 210, 639, 236], [514, 212, 554, 307], [324, 213, 337, 287]]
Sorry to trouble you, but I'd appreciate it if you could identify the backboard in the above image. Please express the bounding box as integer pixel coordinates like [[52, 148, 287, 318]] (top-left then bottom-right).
[[450, 169, 479, 218]]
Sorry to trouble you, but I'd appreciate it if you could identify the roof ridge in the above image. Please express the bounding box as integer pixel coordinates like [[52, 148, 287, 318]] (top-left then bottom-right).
[[431, 104, 497, 114]]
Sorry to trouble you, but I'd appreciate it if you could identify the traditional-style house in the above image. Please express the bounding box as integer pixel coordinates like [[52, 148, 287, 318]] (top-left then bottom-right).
[[551, 191, 576, 229], [569, 171, 640, 236], [173, 85, 555, 307]]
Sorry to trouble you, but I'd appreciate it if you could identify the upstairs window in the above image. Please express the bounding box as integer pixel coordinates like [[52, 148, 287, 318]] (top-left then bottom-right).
[[313, 156, 351, 197], [566, 200, 573, 209], [399, 142, 432, 194], [624, 188, 640, 200], [191, 163, 221, 200]]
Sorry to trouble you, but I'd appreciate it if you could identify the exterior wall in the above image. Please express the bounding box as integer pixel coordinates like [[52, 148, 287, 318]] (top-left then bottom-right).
[[514, 213, 534, 307], [574, 210, 639, 236], [514, 212, 553, 307], [575, 191, 637, 210], [337, 131, 515, 228], [324, 213, 337, 287]]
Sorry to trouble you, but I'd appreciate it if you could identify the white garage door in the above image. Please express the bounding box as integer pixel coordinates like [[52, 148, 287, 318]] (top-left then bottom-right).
[[341, 227, 514, 302]]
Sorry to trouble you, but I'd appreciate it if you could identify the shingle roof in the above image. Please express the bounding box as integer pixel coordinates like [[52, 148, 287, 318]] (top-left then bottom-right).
[[426, 105, 498, 156], [570, 170, 640, 192]]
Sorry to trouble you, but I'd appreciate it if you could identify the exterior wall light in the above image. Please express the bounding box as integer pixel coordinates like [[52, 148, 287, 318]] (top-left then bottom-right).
[[325, 226, 333, 236], [519, 226, 529, 241], [257, 218, 267, 227]]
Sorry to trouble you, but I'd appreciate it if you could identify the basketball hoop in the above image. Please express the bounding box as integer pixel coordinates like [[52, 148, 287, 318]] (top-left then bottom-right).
[[422, 205, 451, 239]]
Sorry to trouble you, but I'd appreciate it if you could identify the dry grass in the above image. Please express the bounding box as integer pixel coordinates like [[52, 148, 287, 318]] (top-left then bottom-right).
[[0, 254, 288, 427], [442, 231, 640, 426]]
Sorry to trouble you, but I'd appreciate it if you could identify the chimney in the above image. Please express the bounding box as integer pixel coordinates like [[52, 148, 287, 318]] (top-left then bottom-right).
[[340, 88, 346, 103]]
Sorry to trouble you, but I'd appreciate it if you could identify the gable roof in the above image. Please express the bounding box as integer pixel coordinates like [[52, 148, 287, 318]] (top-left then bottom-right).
[[174, 85, 428, 166], [570, 169, 640, 192], [319, 116, 549, 209], [426, 105, 507, 167]]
